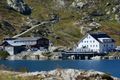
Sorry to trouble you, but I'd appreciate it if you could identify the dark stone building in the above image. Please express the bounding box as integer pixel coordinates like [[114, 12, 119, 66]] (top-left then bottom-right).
[[1, 37, 49, 55]]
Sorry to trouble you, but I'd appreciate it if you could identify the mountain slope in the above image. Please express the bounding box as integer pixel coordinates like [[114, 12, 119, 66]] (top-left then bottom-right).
[[0, 0, 120, 47]]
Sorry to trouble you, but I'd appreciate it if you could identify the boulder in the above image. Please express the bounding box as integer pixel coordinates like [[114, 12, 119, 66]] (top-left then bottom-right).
[[112, 5, 120, 14], [25, 17, 40, 26], [53, 0, 65, 9], [90, 10, 104, 16], [7, 0, 31, 15], [89, 22, 101, 28], [82, 15, 93, 21], [16, 69, 117, 80], [114, 0, 120, 5], [71, 0, 88, 9], [80, 26, 92, 35], [115, 14, 120, 22]]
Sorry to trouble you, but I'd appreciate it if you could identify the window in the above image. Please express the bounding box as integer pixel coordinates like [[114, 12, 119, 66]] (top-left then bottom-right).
[[93, 41, 95, 43], [106, 44, 108, 47], [96, 45, 97, 47], [111, 44, 113, 47], [87, 45, 88, 47], [104, 45, 106, 47]]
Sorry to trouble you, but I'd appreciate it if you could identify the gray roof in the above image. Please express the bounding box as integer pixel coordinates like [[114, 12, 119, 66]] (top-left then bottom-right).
[[5, 37, 42, 41], [3, 37, 44, 46], [89, 32, 115, 43]]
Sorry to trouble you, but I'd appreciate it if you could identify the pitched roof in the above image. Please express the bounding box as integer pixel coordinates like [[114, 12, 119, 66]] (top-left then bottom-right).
[[2, 37, 46, 46], [4, 37, 41, 41], [89, 32, 115, 43]]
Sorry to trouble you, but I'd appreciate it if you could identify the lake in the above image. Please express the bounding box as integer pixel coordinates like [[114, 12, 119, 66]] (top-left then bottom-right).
[[0, 60, 120, 78]]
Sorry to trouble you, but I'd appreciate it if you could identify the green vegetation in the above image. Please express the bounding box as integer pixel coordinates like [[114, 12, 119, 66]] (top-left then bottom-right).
[[18, 67, 29, 72], [100, 21, 120, 45], [107, 52, 120, 56], [0, 73, 41, 80], [0, 0, 120, 46], [0, 51, 9, 60]]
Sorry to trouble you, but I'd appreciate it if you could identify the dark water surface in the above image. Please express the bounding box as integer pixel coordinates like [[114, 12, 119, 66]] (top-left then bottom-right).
[[0, 60, 120, 78]]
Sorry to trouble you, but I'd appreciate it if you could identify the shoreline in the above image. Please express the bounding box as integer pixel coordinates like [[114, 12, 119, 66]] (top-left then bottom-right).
[[0, 69, 119, 80]]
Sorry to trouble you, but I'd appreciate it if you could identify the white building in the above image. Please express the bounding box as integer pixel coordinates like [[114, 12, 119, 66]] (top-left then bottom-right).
[[74, 32, 116, 53]]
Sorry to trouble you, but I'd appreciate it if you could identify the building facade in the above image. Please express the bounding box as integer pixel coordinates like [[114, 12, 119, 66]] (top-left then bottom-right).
[[2, 37, 49, 55], [74, 32, 116, 53]]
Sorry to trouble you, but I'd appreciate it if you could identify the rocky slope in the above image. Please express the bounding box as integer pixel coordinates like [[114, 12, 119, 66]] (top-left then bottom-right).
[[0, 0, 120, 47], [0, 69, 118, 80], [7, 0, 31, 15]]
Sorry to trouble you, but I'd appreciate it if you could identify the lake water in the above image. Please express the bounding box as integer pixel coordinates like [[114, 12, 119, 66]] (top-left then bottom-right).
[[0, 60, 120, 78]]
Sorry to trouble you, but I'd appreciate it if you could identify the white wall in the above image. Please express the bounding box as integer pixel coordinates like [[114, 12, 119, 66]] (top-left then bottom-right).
[[100, 42, 115, 53], [76, 34, 100, 53], [75, 34, 116, 53], [5, 46, 14, 55]]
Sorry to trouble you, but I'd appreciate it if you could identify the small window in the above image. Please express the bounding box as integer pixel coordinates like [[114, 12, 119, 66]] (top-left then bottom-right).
[[104, 45, 105, 47], [93, 41, 95, 43], [111, 44, 113, 47], [106, 44, 108, 47]]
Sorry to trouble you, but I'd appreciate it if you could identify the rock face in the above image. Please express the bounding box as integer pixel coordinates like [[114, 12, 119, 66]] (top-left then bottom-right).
[[115, 14, 120, 22], [55, 0, 65, 8], [113, 5, 120, 13], [16, 69, 118, 80], [7, 0, 31, 15], [53, 0, 68, 9], [89, 22, 101, 28], [71, 0, 88, 9]]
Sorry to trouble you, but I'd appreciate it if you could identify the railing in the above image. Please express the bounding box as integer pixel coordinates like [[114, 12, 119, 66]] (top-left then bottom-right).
[[73, 48, 93, 53]]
